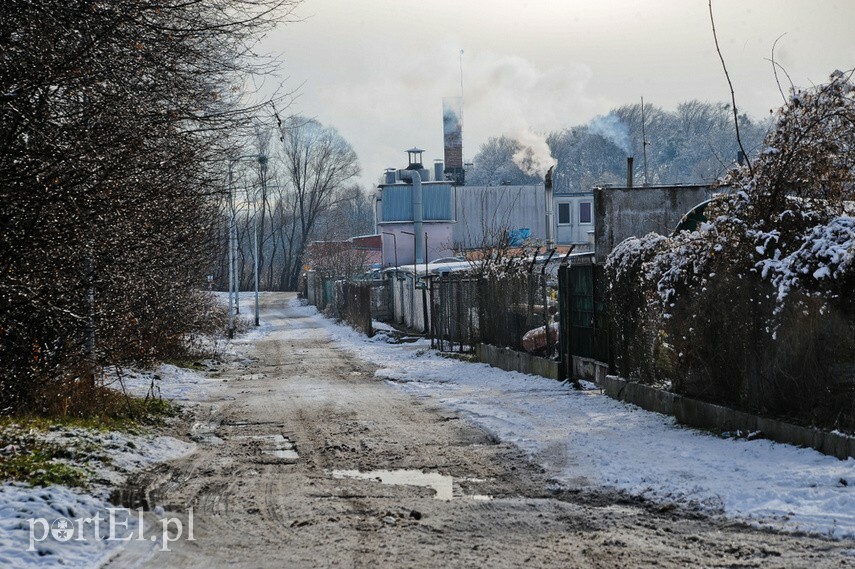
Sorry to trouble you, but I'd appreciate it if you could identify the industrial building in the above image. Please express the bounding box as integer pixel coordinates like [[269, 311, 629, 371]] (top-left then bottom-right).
[[373, 150, 595, 267]]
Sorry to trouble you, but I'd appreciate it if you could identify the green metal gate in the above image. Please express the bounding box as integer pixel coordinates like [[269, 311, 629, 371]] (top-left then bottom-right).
[[559, 263, 609, 366]]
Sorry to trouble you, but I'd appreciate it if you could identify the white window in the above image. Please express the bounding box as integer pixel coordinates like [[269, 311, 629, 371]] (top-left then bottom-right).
[[579, 201, 592, 224], [557, 202, 571, 225]]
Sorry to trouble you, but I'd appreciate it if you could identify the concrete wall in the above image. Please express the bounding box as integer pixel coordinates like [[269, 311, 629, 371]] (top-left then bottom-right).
[[571, 356, 609, 384], [388, 272, 431, 332], [600, 375, 855, 461], [391, 275, 404, 325], [476, 344, 560, 380], [594, 185, 714, 263]]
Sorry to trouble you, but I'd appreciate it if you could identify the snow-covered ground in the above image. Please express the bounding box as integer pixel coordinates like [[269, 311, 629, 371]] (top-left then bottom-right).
[[4, 292, 852, 568], [295, 299, 855, 539], [0, 291, 268, 568], [0, 363, 201, 569], [0, 484, 127, 568], [0, 437, 196, 569]]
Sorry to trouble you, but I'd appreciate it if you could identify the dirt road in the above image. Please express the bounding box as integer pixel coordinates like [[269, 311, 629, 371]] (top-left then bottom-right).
[[104, 293, 854, 568]]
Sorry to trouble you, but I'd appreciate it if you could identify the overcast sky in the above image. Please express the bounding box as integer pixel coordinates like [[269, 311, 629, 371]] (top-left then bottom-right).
[[258, 0, 855, 186]]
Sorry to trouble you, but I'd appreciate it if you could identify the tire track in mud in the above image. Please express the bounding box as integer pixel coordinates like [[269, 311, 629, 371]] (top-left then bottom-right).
[[103, 293, 855, 568]]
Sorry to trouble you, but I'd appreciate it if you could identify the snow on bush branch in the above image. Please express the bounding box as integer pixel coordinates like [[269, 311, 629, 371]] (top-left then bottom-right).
[[760, 216, 855, 304], [608, 69, 855, 318], [604, 70, 855, 424]]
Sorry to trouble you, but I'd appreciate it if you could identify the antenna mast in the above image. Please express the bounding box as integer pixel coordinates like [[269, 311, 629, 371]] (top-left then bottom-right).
[[459, 49, 465, 163], [641, 96, 650, 186]]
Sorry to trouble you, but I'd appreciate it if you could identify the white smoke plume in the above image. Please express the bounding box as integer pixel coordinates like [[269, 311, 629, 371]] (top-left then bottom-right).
[[588, 113, 631, 154], [511, 129, 556, 177], [464, 53, 592, 177], [295, 44, 605, 184]]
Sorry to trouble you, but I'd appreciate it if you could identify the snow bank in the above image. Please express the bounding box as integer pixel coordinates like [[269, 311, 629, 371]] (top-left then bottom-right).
[[300, 299, 855, 539], [0, 363, 200, 568], [0, 484, 130, 569], [112, 363, 221, 402], [0, 422, 196, 569]]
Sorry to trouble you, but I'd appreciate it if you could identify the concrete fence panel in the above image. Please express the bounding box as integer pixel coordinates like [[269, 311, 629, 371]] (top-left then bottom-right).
[[602, 375, 855, 461]]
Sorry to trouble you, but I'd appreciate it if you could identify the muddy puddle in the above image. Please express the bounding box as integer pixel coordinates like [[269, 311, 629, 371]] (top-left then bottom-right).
[[232, 433, 299, 461], [331, 469, 492, 501]]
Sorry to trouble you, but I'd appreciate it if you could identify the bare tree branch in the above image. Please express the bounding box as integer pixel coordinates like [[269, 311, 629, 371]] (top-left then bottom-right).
[[708, 0, 753, 176]]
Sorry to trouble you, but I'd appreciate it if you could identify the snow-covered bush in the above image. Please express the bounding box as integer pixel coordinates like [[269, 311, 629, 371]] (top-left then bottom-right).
[[606, 70, 855, 429], [761, 216, 855, 309], [605, 233, 669, 382]]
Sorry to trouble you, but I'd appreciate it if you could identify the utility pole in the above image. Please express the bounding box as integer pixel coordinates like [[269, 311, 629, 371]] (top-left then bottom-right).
[[227, 164, 235, 339], [641, 96, 650, 187], [254, 155, 267, 327]]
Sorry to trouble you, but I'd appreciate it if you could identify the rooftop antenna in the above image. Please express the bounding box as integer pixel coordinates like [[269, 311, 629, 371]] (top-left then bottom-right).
[[641, 96, 650, 186]]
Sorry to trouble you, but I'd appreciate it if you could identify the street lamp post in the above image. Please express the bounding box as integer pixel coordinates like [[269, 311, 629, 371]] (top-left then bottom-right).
[[254, 155, 268, 327], [227, 165, 235, 339], [226, 154, 266, 338]]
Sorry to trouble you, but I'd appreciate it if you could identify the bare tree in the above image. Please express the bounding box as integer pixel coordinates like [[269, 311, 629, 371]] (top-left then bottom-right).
[[278, 116, 360, 289], [306, 241, 373, 281], [0, 0, 298, 414], [314, 185, 375, 241], [545, 102, 770, 191]]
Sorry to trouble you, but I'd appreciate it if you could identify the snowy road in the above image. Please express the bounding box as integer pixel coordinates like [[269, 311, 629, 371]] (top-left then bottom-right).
[[98, 293, 854, 567], [322, 305, 855, 540]]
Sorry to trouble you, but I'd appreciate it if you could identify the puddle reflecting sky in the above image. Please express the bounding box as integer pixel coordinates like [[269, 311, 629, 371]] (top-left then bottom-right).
[[332, 469, 454, 500]]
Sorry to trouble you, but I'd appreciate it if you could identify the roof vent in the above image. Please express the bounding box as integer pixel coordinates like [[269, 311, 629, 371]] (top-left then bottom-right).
[[405, 148, 425, 170]]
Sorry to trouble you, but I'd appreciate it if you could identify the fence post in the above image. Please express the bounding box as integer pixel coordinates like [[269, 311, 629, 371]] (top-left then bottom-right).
[[455, 275, 463, 352], [567, 266, 575, 379], [542, 275, 550, 357], [363, 284, 372, 337], [467, 278, 475, 351], [558, 265, 569, 379], [447, 272, 453, 351], [429, 278, 435, 349], [591, 266, 598, 363], [422, 284, 429, 335]]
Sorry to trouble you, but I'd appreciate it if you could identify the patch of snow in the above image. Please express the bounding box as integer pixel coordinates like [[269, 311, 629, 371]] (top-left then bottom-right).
[[42, 428, 195, 491], [371, 320, 394, 332], [112, 364, 217, 402], [0, 364, 200, 568], [0, 484, 134, 568]]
